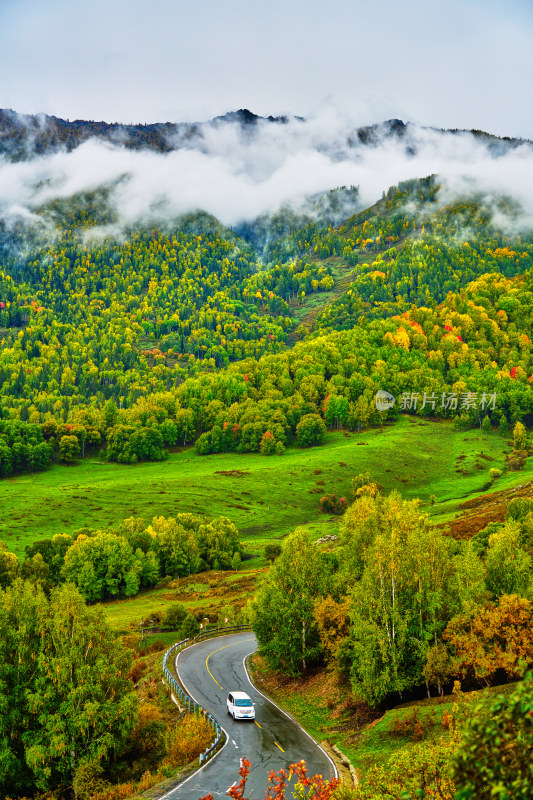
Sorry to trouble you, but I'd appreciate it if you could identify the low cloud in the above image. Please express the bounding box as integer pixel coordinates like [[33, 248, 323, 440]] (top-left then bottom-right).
[[1, 108, 533, 236]]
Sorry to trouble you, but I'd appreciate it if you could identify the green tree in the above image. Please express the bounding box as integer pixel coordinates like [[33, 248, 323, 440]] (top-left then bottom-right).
[[163, 602, 188, 630], [485, 522, 532, 599], [58, 434, 80, 464], [103, 398, 119, 430], [263, 542, 282, 562], [453, 674, 533, 799], [513, 420, 528, 451], [259, 430, 277, 455], [0, 541, 19, 588], [252, 529, 328, 675], [180, 612, 200, 639], [0, 580, 47, 792], [345, 492, 454, 706], [451, 540, 487, 613], [295, 413, 327, 447], [423, 642, 452, 697], [148, 516, 191, 577], [62, 532, 139, 601], [25, 584, 137, 795], [0, 581, 137, 797]]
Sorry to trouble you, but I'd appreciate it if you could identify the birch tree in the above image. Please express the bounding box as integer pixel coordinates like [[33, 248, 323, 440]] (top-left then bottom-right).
[[346, 492, 454, 706], [252, 529, 329, 675]]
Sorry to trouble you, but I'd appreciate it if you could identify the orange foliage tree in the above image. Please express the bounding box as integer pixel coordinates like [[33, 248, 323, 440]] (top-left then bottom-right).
[[199, 758, 339, 800], [444, 594, 533, 686]]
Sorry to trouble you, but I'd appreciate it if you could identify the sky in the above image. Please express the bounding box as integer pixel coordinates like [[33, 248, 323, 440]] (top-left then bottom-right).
[[1, 0, 533, 138]]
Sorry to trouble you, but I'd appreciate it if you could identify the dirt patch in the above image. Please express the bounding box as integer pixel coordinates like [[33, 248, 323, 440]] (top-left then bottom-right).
[[436, 479, 533, 539], [214, 470, 249, 478]]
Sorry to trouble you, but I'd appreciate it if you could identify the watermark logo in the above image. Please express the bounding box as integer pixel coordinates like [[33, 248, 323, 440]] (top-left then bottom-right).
[[400, 391, 497, 411], [374, 389, 498, 413], [375, 390, 396, 412]]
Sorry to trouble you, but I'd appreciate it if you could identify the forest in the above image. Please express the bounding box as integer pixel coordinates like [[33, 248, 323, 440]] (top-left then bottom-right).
[[0, 176, 532, 477], [251, 479, 533, 799], [1, 171, 533, 799]]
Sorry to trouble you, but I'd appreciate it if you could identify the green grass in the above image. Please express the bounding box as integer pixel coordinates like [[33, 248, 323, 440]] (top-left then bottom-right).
[[138, 631, 180, 648], [337, 681, 520, 772], [249, 655, 521, 777], [0, 416, 526, 559], [102, 566, 262, 631]]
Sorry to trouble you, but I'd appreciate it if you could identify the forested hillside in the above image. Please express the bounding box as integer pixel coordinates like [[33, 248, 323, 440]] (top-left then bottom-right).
[[0, 174, 532, 477], [1, 111, 533, 800]]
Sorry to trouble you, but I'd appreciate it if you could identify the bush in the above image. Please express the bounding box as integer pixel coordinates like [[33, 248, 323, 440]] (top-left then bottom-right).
[[507, 497, 533, 522], [388, 707, 428, 741], [319, 494, 347, 515], [72, 759, 105, 800], [147, 639, 167, 654], [507, 453, 526, 471], [351, 471, 371, 496], [165, 714, 213, 766], [453, 674, 533, 799], [130, 703, 165, 757], [128, 659, 148, 684], [141, 610, 163, 627], [163, 603, 188, 630]]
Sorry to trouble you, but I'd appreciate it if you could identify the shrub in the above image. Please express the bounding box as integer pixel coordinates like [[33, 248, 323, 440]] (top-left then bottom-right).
[[319, 494, 347, 515], [351, 471, 371, 496], [507, 453, 526, 471], [130, 703, 165, 757], [128, 659, 148, 684], [140, 610, 163, 627], [165, 714, 213, 766], [180, 613, 200, 640], [147, 639, 167, 654], [453, 674, 533, 799], [389, 707, 435, 741], [163, 602, 188, 630]]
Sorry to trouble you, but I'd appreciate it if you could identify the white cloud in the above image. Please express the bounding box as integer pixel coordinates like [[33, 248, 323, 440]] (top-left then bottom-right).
[[1, 109, 533, 233]]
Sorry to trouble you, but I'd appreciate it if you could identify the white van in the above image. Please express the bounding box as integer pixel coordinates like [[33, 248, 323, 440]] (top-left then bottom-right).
[[226, 691, 255, 720]]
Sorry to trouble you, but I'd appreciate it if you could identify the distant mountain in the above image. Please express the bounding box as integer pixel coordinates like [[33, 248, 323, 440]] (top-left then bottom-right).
[[353, 118, 532, 155], [0, 107, 296, 162], [1, 107, 531, 162]]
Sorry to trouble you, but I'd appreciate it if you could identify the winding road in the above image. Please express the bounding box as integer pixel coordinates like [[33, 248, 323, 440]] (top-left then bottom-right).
[[164, 632, 336, 799]]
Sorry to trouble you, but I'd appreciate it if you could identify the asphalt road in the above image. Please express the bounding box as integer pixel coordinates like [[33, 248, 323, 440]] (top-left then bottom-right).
[[164, 632, 336, 800]]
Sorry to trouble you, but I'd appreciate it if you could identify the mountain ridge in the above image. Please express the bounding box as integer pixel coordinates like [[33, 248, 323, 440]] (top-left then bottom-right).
[[1, 107, 531, 163]]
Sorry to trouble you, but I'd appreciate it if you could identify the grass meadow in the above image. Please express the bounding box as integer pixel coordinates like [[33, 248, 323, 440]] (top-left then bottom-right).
[[0, 416, 523, 562]]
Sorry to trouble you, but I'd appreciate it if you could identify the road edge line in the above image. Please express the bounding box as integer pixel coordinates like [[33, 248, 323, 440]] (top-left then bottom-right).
[[242, 652, 339, 780], [157, 638, 234, 798]]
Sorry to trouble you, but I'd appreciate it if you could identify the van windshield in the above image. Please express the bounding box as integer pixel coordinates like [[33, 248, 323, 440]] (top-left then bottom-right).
[[235, 698, 253, 707]]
